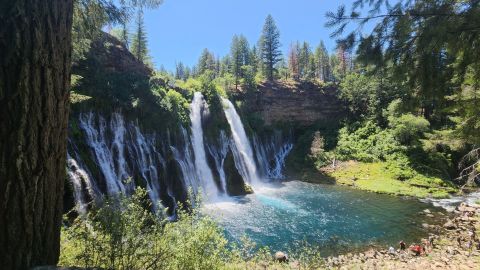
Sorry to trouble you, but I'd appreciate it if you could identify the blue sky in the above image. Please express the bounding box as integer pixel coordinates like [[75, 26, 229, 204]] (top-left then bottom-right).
[[139, 0, 367, 71]]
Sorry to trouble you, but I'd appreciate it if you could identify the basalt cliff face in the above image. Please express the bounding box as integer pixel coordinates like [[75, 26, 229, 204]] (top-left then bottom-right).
[[246, 81, 345, 127]]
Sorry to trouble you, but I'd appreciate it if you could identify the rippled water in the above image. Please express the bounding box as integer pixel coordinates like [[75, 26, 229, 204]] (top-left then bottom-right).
[[203, 181, 445, 256]]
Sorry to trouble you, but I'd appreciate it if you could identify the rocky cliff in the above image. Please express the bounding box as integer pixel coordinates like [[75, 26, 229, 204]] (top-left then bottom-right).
[[247, 81, 345, 127]]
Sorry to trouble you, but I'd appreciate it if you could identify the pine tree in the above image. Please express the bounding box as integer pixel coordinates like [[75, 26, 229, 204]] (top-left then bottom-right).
[[197, 48, 216, 75], [230, 35, 250, 88], [230, 35, 242, 88], [250, 45, 259, 74], [130, 8, 150, 63], [315, 41, 329, 81], [219, 55, 231, 77], [299, 41, 311, 79], [175, 62, 186, 80], [259, 15, 282, 81]]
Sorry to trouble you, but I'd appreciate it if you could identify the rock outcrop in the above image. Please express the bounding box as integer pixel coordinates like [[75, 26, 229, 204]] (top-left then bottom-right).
[[246, 81, 345, 126]]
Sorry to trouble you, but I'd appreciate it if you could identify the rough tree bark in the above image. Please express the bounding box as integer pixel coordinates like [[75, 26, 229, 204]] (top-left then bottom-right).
[[0, 1, 73, 269]]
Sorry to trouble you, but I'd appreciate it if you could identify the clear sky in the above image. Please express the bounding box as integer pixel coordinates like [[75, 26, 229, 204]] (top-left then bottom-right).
[[140, 0, 366, 71]]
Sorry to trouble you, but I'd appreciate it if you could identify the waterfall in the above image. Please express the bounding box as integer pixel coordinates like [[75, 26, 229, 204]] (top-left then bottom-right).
[[190, 92, 220, 199], [66, 152, 100, 214], [221, 98, 260, 184], [253, 132, 293, 179], [69, 107, 295, 214], [126, 123, 164, 210], [207, 130, 229, 193], [77, 112, 168, 211], [79, 112, 131, 195], [171, 127, 200, 197]]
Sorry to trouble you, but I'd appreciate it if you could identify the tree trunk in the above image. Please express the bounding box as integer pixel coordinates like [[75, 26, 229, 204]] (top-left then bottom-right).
[[0, 1, 73, 269]]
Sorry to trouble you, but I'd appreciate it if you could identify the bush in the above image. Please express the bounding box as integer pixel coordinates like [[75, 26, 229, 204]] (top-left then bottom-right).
[[309, 131, 333, 168], [339, 73, 380, 118], [385, 100, 430, 145], [160, 89, 190, 125], [335, 121, 402, 162], [60, 189, 230, 270]]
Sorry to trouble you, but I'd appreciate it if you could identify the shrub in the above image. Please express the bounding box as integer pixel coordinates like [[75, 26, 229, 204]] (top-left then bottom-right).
[[160, 89, 190, 125], [335, 121, 402, 162], [309, 131, 333, 168], [60, 189, 231, 270]]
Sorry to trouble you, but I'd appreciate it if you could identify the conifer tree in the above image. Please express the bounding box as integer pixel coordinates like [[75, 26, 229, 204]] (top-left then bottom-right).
[[299, 41, 311, 79], [315, 41, 329, 81], [197, 48, 216, 75], [259, 15, 282, 81], [175, 62, 186, 80], [250, 46, 260, 74], [230, 35, 250, 88], [130, 8, 150, 63]]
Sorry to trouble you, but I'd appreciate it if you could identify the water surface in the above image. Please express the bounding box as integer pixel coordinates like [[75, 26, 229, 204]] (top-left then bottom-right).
[[203, 181, 445, 256]]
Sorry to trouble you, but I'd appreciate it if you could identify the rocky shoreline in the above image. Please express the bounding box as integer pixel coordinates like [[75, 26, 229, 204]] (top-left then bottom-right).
[[321, 202, 480, 269]]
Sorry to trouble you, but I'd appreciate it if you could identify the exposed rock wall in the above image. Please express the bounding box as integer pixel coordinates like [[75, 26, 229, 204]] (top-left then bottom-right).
[[248, 81, 345, 126]]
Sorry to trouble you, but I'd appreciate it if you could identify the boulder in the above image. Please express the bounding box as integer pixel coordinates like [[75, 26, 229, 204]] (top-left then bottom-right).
[[274, 251, 288, 263], [444, 220, 457, 230]]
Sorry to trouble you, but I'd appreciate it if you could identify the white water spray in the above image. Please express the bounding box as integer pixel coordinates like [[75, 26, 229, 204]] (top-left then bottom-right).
[[190, 92, 219, 199], [67, 152, 99, 214], [79, 112, 129, 195], [253, 133, 293, 179], [221, 98, 260, 185], [207, 130, 229, 193]]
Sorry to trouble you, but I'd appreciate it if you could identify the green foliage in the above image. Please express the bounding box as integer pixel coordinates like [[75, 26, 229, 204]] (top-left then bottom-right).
[[333, 107, 455, 184], [390, 114, 430, 145], [335, 121, 402, 162], [329, 162, 456, 198], [159, 89, 190, 125], [259, 15, 282, 81], [230, 35, 251, 88], [130, 9, 151, 65], [197, 49, 217, 76], [450, 65, 480, 145], [309, 132, 333, 169], [328, 0, 480, 128], [241, 65, 257, 92], [60, 189, 229, 270], [340, 73, 380, 118]]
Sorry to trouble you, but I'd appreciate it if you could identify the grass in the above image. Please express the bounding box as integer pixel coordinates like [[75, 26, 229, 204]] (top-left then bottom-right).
[[327, 162, 457, 198]]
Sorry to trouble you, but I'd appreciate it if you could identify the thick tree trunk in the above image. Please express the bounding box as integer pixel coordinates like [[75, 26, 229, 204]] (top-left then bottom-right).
[[0, 1, 73, 269]]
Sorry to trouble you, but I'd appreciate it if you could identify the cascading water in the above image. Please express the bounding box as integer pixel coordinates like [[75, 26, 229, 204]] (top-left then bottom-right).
[[207, 130, 229, 193], [126, 123, 164, 210], [69, 107, 295, 213], [253, 132, 293, 179], [221, 98, 260, 185], [79, 112, 130, 195], [66, 152, 100, 214], [190, 92, 220, 199], [171, 127, 200, 197], [76, 112, 169, 211]]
